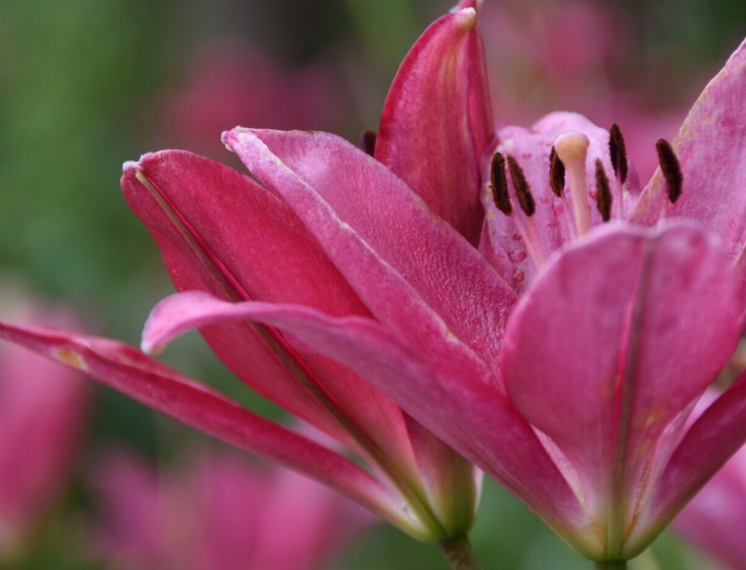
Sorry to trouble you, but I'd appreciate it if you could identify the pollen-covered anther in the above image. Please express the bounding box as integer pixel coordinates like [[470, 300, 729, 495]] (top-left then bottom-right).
[[490, 152, 512, 216], [554, 132, 592, 236], [609, 123, 629, 184], [594, 159, 613, 222], [360, 129, 377, 156], [549, 146, 566, 198], [507, 156, 536, 217], [656, 138, 683, 203]]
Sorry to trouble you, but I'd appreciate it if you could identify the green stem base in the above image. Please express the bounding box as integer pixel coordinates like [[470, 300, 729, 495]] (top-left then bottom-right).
[[439, 536, 483, 570], [595, 562, 628, 570]]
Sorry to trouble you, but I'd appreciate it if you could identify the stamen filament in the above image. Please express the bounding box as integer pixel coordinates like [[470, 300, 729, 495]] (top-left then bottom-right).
[[548, 146, 577, 239], [555, 132, 592, 237], [511, 215, 545, 269]]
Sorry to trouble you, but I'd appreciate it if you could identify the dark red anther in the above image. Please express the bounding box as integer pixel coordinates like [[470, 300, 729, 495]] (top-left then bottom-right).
[[594, 159, 613, 222], [490, 152, 512, 216], [360, 129, 377, 156], [609, 123, 629, 184], [549, 146, 566, 198], [507, 156, 536, 217], [656, 139, 683, 203]]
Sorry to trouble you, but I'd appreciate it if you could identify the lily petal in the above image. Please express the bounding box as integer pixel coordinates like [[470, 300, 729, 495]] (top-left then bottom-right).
[[223, 128, 517, 381], [630, 38, 746, 259], [638, 373, 746, 550], [502, 222, 740, 539], [375, 4, 493, 244], [0, 321, 419, 535], [121, 151, 419, 475], [141, 290, 593, 549]]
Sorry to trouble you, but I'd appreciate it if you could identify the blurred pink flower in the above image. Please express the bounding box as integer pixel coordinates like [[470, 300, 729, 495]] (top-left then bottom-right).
[[160, 41, 345, 157], [91, 448, 373, 570], [0, 292, 89, 555]]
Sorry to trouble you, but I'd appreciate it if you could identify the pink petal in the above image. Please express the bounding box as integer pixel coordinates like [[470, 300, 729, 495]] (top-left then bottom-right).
[[121, 151, 420, 473], [223, 128, 517, 382], [502, 222, 740, 528], [630, 38, 746, 259], [640, 373, 746, 546], [141, 290, 593, 549], [0, 321, 412, 531], [375, 5, 493, 244], [672, 439, 746, 570]]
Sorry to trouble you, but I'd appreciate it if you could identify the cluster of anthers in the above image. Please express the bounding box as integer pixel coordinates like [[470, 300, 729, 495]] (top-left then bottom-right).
[[489, 124, 684, 273]]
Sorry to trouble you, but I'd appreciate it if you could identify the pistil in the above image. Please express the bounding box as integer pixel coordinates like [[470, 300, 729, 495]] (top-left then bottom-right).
[[555, 132, 592, 237]]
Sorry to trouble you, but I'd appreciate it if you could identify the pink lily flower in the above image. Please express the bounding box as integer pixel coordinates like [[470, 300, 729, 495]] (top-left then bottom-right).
[[1, 0, 746, 567], [0, 291, 89, 556], [0, 1, 490, 556], [89, 448, 372, 570]]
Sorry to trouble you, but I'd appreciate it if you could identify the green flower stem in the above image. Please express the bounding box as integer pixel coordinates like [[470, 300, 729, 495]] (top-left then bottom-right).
[[439, 535, 483, 570], [595, 562, 628, 570]]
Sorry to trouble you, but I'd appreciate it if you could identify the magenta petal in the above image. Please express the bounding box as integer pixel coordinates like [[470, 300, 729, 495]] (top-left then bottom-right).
[[374, 5, 493, 245], [642, 374, 746, 544], [121, 151, 421, 470], [503, 222, 740, 527], [630, 38, 746, 258], [141, 290, 591, 546], [0, 321, 409, 529], [223, 128, 517, 381], [121, 152, 350, 443]]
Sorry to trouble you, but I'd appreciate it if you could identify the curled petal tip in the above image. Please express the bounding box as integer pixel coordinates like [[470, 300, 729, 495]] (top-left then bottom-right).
[[122, 160, 140, 174], [454, 0, 481, 13], [453, 7, 477, 27], [221, 127, 254, 149], [122, 152, 155, 174], [139, 338, 164, 356]]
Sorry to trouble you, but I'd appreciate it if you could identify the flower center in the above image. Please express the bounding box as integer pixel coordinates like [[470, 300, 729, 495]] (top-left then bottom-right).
[[488, 122, 683, 281]]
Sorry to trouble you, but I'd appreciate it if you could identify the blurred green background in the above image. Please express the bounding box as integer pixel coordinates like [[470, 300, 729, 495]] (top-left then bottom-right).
[[1, 0, 745, 568]]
